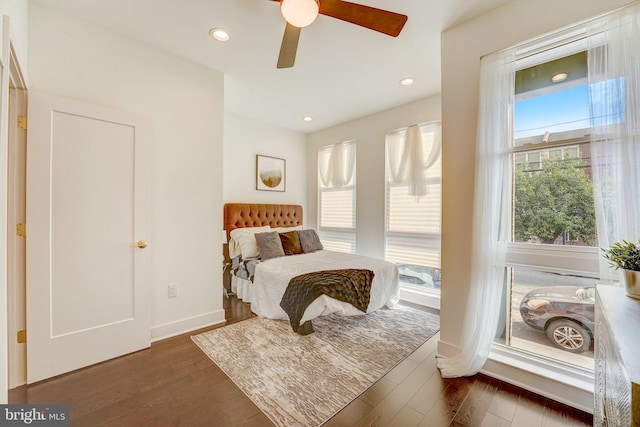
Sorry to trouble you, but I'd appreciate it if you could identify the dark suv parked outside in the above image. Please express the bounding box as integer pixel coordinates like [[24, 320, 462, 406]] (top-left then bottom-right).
[[519, 286, 595, 353]]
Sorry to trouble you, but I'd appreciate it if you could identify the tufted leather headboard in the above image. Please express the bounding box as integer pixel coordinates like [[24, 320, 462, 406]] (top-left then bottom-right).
[[223, 203, 303, 240]]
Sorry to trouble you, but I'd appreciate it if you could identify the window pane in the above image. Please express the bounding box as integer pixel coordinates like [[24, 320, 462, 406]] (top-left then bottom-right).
[[504, 45, 602, 370], [564, 147, 578, 159], [504, 267, 597, 367], [387, 236, 441, 291], [514, 72, 596, 247], [514, 84, 590, 141], [386, 238, 440, 268], [318, 229, 356, 253], [387, 184, 441, 234], [319, 188, 355, 229], [317, 142, 356, 254], [513, 142, 596, 246], [385, 122, 442, 291]]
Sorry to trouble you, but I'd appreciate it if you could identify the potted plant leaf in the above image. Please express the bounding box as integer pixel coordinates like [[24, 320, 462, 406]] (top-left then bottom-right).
[[602, 240, 640, 299]]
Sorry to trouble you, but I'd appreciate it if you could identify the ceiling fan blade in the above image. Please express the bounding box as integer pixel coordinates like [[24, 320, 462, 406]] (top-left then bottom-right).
[[319, 0, 407, 37], [277, 23, 301, 69]]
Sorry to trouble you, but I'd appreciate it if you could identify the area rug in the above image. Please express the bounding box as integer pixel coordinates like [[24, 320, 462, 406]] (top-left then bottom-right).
[[191, 306, 440, 427]]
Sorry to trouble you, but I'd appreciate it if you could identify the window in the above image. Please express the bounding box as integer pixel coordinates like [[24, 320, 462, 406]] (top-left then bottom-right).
[[385, 122, 442, 292], [497, 38, 624, 367], [317, 141, 356, 253], [438, 3, 640, 384]]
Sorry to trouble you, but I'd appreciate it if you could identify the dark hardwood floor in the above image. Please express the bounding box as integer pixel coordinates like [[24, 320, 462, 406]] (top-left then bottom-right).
[[9, 296, 593, 426]]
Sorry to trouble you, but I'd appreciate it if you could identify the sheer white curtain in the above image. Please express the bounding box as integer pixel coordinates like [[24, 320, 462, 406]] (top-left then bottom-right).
[[437, 49, 515, 377], [319, 141, 356, 188], [588, 3, 640, 283], [387, 123, 441, 197]]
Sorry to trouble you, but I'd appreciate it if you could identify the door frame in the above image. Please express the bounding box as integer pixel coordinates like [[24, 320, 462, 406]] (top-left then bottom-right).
[[6, 41, 27, 389], [1, 15, 28, 402]]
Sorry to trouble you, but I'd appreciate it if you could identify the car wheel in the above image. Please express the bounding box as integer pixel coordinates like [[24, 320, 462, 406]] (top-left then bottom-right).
[[545, 319, 591, 353]]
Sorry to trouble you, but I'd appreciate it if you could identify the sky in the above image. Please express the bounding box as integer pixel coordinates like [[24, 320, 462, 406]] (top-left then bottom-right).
[[515, 78, 625, 139], [514, 85, 590, 139]]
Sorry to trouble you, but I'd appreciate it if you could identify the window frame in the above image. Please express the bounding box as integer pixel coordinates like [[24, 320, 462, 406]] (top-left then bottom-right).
[[481, 15, 622, 409], [495, 36, 603, 371]]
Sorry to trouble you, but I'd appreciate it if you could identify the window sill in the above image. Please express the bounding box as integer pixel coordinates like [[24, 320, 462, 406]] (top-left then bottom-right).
[[398, 286, 440, 310], [482, 343, 594, 413]]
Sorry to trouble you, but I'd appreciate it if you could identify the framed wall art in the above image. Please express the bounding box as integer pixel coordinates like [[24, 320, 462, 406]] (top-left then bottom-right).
[[256, 155, 286, 192]]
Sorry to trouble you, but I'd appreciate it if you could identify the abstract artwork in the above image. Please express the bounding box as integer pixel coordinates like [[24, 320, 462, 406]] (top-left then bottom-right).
[[256, 155, 286, 192]]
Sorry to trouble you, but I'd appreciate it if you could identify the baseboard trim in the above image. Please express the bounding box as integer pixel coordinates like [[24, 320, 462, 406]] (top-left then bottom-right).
[[481, 357, 594, 414], [435, 341, 594, 413], [436, 339, 459, 358], [150, 309, 226, 342]]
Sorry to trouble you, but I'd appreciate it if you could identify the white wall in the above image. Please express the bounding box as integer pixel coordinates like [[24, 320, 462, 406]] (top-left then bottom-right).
[[28, 3, 225, 341], [439, 0, 634, 410], [223, 112, 307, 213], [306, 96, 441, 259], [0, 0, 28, 72]]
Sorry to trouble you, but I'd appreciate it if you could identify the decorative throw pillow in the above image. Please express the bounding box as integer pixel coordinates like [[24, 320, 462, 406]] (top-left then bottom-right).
[[255, 231, 285, 260], [279, 231, 303, 255], [297, 229, 324, 253]]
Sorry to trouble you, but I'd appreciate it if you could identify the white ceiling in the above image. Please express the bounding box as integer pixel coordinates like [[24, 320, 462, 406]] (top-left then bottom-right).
[[33, 0, 511, 133]]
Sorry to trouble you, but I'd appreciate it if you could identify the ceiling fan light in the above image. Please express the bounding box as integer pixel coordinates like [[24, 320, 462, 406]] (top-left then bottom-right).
[[281, 0, 320, 28]]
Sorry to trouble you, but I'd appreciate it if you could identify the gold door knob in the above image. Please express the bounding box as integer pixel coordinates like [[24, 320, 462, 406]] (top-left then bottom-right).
[[132, 240, 148, 249]]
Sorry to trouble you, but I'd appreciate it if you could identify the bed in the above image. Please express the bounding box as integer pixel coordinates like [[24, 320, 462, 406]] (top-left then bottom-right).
[[224, 203, 400, 333]]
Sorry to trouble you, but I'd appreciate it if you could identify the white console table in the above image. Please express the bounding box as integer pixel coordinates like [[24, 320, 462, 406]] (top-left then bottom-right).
[[594, 285, 640, 426]]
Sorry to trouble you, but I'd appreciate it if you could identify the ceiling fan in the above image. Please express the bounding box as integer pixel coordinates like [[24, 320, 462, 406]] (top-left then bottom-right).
[[270, 0, 408, 69]]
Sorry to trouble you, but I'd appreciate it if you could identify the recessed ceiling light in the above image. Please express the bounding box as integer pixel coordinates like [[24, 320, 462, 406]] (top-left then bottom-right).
[[209, 28, 230, 42], [399, 77, 415, 86], [551, 73, 568, 83], [303, 116, 313, 122]]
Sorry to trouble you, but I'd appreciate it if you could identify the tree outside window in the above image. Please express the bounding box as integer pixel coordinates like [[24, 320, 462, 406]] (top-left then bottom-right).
[[513, 156, 596, 246]]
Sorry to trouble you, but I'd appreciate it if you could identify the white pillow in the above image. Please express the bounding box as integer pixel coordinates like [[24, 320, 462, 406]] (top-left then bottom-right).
[[229, 226, 271, 258], [272, 225, 303, 233]]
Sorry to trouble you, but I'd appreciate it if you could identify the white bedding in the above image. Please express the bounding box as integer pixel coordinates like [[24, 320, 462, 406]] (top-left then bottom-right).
[[250, 250, 400, 324], [231, 274, 252, 302]]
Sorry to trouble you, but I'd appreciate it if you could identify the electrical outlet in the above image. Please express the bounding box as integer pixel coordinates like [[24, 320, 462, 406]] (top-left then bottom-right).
[[168, 284, 178, 298]]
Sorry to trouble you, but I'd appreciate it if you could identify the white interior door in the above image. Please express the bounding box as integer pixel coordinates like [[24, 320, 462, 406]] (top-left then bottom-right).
[[26, 91, 151, 383]]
